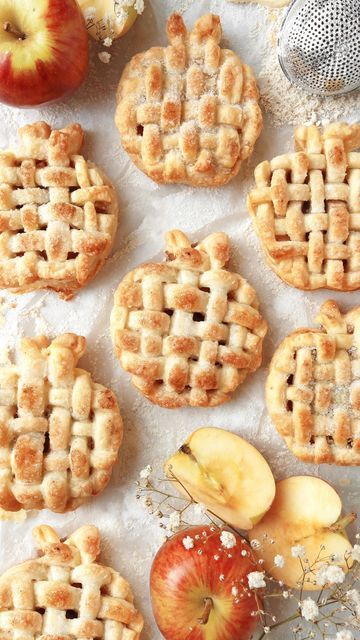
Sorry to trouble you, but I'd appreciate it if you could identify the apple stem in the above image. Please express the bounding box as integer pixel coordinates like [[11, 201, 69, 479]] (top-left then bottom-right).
[[3, 22, 26, 41], [197, 597, 213, 625], [329, 512, 357, 532]]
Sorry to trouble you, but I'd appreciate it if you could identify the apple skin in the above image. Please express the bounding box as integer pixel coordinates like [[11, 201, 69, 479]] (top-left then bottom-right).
[[0, 0, 89, 107], [150, 525, 259, 640]]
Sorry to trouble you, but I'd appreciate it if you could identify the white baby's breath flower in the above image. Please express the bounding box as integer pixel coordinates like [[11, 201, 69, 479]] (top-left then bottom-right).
[[351, 544, 360, 562], [194, 502, 206, 515], [316, 564, 345, 586], [98, 51, 111, 64], [220, 531, 237, 549], [241, 549, 247, 557], [250, 539, 261, 550], [139, 465, 152, 479], [274, 554, 285, 568], [103, 37, 113, 47], [231, 586, 239, 597], [263, 627, 270, 634], [219, 574, 225, 581], [300, 598, 319, 622], [248, 571, 266, 589], [182, 536, 194, 550], [83, 6, 96, 22], [346, 589, 360, 613], [335, 631, 353, 640], [115, 9, 127, 26], [283, 591, 289, 599], [291, 545, 306, 558], [166, 511, 180, 532], [134, 0, 145, 13]]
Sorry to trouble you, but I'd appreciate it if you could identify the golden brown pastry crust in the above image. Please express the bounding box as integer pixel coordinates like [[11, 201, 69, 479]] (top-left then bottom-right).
[[247, 122, 360, 291], [0, 121, 118, 299], [0, 333, 123, 512], [0, 525, 143, 638], [110, 230, 267, 408], [115, 13, 262, 187], [267, 300, 360, 465]]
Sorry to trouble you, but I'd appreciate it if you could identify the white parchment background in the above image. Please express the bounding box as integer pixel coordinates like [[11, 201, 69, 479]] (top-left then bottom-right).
[[0, 1, 359, 638]]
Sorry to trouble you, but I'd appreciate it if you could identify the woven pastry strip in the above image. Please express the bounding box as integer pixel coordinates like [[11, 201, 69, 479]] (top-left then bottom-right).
[[0, 334, 123, 512], [247, 123, 360, 291], [115, 13, 262, 187], [267, 300, 360, 465], [110, 230, 267, 408], [0, 525, 143, 639], [0, 122, 118, 299]]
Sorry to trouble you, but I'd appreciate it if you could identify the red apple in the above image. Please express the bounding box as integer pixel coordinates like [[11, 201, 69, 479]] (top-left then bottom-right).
[[0, 0, 89, 107], [150, 525, 260, 640]]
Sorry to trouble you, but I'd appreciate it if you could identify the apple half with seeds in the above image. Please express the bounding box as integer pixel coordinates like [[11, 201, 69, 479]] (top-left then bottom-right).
[[165, 427, 276, 530]]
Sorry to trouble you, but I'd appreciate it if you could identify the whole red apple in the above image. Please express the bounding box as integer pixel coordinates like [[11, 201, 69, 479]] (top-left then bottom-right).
[[0, 0, 89, 107], [150, 525, 260, 640]]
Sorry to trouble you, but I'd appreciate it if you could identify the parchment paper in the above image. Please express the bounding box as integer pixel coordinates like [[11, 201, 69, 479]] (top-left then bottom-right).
[[0, 1, 358, 638]]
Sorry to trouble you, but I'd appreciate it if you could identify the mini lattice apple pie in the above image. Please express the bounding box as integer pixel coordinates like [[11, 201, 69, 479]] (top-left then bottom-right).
[[0, 333, 123, 512], [247, 122, 360, 291], [110, 230, 267, 408], [0, 524, 144, 639], [115, 13, 262, 187], [0, 121, 118, 299], [267, 300, 360, 465]]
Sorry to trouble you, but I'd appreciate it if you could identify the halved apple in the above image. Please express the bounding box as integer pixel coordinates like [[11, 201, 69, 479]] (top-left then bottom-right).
[[165, 427, 275, 530], [250, 476, 353, 590]]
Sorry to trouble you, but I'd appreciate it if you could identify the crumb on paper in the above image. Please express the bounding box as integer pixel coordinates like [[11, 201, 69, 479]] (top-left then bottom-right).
[[0, 507, 27, 522], [98, 52, 111, 64]]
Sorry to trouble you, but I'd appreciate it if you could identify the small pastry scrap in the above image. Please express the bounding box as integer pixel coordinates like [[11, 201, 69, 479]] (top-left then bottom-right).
[[247, 122, 360, 291], [0, 525, 144, 639], [0, 122, 118, 299], [115, 13, 262, 187], [110, 230, 267, 408], [266, 300, 360, 465], [0, 333, 123, 512]]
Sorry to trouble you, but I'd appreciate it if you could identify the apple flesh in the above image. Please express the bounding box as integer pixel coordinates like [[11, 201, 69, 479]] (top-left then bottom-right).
[[250, 476, 353, 590], [79, 0, 138, 41], [150, 525, 259, 640], [165, 427, 276, 530], [0, 0, 89, 107]]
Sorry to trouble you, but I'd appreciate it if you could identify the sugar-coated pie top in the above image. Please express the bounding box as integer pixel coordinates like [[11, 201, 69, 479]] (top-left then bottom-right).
[[0, 333, 123, 513], [247, 122, 360, 291], [0, 525, 144, 639], [267, 300, 360, 465], [0, 121, 118, 299], [110, 230, 267, 408], [115, 13, 262, 187]]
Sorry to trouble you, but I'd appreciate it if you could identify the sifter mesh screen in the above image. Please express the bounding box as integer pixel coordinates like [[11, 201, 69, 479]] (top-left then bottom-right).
[[278, 0, 360, 95]]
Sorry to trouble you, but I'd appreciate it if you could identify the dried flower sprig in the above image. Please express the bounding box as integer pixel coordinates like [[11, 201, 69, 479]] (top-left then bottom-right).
[[136, 465, 360, 639]]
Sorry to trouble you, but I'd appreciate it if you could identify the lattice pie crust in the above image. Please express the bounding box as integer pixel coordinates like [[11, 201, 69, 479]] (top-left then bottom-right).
[[115, 13, 262, 187], [0, 122, 118, 299], [247, 123, 360, 291], [110, 230, 267, 408], [267, 301, 360, 465], [0, 525, 143, 639], [0, 334, 123, 513]]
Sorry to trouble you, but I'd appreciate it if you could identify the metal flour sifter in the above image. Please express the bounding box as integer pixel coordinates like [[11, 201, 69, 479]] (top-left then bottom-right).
[[278, 0, 360, 96]]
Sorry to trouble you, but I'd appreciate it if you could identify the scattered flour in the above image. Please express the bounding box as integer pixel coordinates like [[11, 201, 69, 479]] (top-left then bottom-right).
[[258, 10, 360, 127]]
